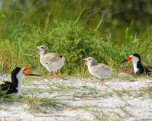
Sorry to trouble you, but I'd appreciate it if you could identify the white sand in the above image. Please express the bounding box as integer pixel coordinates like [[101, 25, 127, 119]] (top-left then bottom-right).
[[0, 77, 152, 121]]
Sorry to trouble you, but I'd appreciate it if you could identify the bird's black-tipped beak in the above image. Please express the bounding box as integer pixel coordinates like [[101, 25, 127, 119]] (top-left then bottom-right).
[[121, 56, 133, 63], [121, 58, 128, 63], [28, 74, 41, 76], [23, 67, 41, 77]]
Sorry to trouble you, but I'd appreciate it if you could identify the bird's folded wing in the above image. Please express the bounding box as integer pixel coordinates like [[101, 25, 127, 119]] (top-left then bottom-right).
[[145, 64, 152, 70], [43, 53, 62, 63], [48, 58, 64, 68], [0, 81, 18, 94], [93, 64, 112, 75]]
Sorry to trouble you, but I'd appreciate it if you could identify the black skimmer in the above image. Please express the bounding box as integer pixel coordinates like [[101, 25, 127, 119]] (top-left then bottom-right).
[[37, 45, 65, 75], [121, 53, 151, 75], [0, 67, 40, 96], [83, 57, 113, 85]]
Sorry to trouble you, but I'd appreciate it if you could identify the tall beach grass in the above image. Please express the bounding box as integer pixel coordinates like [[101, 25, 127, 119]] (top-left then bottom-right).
[[0, 18, 152, 76]]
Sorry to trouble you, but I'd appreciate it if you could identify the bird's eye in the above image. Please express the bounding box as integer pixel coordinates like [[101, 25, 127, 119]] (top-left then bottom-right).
[[41, 46, 43, 49], [88, 59, 90, 60]]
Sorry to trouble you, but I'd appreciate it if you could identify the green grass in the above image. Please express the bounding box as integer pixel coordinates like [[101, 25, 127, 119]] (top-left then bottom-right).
[[0, 20, 152, 76], [0, 3, 152, 76]]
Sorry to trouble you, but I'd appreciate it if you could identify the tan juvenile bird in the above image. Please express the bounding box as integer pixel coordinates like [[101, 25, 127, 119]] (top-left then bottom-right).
[[83, 57, 113, 85], [37, 45, 65, 75]]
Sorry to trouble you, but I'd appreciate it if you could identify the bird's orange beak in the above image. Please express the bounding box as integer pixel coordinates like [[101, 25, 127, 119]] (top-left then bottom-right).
[[23, 67, 31, 76], [23, 67, 41, 77], [121, 56, 132, 63], [128, 57, 132, 62]]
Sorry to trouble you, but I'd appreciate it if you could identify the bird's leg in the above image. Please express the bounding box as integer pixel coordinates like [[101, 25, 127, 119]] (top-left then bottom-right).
[[52, 70, 65, 79], [89, 75, 94, 82], [58, 69, 61, 75], [99, 79, 105, 85], [47, 72, 58, 79], [55, 71, 58, 76], [46, 72, 53, 79], [53, 71, 58, 77]]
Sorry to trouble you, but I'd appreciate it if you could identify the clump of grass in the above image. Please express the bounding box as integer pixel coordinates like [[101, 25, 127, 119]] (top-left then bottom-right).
[[54, 85, 78, 92], [0, 19, 152, 76], [29, 97, 66, 113], [139, 87, 152, 97], [0, 95, 66, 113], [73, 86, 98, 97]]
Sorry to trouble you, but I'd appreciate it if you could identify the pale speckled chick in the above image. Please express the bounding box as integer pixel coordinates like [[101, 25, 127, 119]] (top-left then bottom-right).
[[37, 45, 65, 73], [83, 57, 113, 84]]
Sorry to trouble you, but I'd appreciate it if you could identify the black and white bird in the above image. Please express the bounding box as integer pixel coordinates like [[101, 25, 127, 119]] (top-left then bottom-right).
[[0, 67, 40, 96], [121, 53, 151, 75]]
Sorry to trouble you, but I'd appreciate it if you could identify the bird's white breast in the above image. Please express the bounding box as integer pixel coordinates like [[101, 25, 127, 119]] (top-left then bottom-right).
[[16, 69, 25, 96], [133, 61, 139, 73]]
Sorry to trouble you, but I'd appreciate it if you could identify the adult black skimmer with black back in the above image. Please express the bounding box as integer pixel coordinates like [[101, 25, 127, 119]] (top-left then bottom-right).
[[121, 53, 151, 75], [0, 67, 40, 96]]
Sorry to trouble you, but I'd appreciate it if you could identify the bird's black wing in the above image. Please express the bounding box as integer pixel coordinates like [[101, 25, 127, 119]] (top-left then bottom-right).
[[0, 81, 18, 95]]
